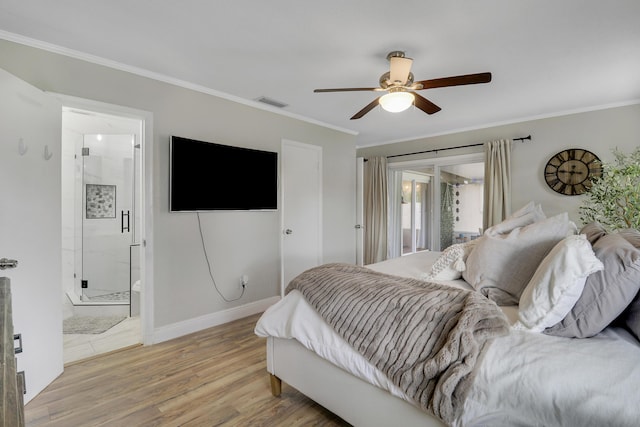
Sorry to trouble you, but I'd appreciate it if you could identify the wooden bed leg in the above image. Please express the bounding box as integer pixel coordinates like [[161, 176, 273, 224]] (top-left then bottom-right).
[[270, 374, 282, 397]]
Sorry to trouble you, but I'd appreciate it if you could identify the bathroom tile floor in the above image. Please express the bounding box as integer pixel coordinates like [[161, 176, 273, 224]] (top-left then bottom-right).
[[63, 316, 141, 365]]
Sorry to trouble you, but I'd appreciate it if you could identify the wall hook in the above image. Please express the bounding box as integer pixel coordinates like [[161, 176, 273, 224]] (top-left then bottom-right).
[[44, 145, 53, 160], [18, 138, 28, 155]]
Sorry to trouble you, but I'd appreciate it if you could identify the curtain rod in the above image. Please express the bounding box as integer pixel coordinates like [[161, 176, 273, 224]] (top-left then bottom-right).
[[384, 135, 532, 159]]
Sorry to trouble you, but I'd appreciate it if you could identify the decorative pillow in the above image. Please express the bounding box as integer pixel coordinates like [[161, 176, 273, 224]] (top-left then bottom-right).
[[623, 294, 640, 341], [618, 228, 640, 340], [484, 202, 546, 236], [515, 234, 603, 332], [618, 228, 640, 249], [423, 240, 478, 281], [580, 221, 607, 245], [544, 233, 640, 338], [463, 213, 575, 305]]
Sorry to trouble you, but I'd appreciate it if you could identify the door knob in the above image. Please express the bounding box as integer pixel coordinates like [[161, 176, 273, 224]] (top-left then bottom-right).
[[284, 229, 293, 235]]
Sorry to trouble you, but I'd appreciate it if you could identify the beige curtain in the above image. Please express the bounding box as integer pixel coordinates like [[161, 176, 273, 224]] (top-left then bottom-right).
[[483, 139, 512, 231], [364, 156, 388, 264]]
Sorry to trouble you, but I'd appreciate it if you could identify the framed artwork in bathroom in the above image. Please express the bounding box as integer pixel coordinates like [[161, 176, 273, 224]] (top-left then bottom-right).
[[86, 184, 116, 219]]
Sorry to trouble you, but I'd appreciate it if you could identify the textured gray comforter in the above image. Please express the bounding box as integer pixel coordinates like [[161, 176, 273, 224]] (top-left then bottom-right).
[[286, 263, 509, 424]]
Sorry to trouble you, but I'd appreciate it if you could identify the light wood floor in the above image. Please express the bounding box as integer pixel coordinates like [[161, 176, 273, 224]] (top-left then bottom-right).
[[25, 313, 351, 426]]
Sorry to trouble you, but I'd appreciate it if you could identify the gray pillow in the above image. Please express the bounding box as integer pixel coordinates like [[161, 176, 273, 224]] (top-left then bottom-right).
[[544, 233, 640, 338], [463, 213, 574, 305], [618, 228, 640, 340], [624, 295, 640, 341], [618, 228, 640, 248], [580, 222, 607, 245]]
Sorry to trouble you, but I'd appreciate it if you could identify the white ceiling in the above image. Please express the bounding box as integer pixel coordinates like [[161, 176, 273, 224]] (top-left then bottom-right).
[[1, 1, 639, 147]]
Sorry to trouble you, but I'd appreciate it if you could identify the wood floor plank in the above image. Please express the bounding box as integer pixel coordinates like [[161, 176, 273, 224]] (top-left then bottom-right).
[[24, 313, 350, 426]]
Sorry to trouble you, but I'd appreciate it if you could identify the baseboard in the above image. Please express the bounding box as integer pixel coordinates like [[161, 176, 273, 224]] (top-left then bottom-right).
[[151, 296, 280, 344]]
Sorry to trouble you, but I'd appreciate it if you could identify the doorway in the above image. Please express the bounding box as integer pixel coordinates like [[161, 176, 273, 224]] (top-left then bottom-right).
[[61, 107, 143, 363], [388, 153, 484, 257]]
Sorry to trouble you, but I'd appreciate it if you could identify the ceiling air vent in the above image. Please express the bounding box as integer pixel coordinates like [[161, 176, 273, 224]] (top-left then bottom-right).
[[255, 96, 288, 108]]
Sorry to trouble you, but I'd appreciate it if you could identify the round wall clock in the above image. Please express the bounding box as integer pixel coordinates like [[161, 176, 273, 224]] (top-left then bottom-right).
[[544, 148, 602, 196]]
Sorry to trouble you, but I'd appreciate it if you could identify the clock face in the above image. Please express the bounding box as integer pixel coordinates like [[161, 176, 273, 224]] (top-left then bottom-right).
[[544, 149, 602, 196]]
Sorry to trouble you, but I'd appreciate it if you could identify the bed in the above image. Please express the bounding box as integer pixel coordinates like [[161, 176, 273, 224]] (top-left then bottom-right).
[[255, 205, 640, 427]]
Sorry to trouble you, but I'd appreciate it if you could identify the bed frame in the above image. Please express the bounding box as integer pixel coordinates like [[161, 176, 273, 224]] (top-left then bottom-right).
[[266, 336, 446, 427]]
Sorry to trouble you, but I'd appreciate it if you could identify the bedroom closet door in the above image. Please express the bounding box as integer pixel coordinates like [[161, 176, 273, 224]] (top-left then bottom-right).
[[355, 157, 365, 265], [281, 140, 322, 295]]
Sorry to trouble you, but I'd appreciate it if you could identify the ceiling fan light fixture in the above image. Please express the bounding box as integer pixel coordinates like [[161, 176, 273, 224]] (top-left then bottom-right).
[[379, 91, 414, 113]]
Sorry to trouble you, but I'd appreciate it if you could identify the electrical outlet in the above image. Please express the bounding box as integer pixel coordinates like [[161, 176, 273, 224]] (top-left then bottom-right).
[[81, 280, 88, 288], [241, 275, 249, 287]]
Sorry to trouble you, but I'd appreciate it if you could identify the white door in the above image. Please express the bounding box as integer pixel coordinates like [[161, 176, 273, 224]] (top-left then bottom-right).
[[355, 157, 365, 265], [0, 67, 63, 402], [281, 140, 322, 295]]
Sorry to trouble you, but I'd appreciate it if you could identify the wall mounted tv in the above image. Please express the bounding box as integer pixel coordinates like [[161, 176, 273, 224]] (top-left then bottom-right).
[[170, 136, 278, 212]]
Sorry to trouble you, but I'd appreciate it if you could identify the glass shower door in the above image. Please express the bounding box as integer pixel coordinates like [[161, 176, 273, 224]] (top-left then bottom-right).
[[81, 134, 135, 301]]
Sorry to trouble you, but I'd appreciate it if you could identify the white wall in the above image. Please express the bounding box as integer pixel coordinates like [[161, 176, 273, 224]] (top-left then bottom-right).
[[508, 106, 640, 221], [0, 39, 357, 338], [358, 103, 640, 226]]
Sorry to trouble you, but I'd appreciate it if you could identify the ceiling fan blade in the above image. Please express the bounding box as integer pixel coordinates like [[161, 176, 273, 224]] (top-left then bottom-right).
[[389, 56, 413, 85], [350, 97, 382, 120], [314, 87, 378, 93], [413, 93, 441, 115], [416, 72, 492, 90]]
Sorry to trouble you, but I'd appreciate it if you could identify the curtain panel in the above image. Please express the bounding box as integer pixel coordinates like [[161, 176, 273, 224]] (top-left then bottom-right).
[[483, 139, 512, 231], [364, 157, 388, 264]]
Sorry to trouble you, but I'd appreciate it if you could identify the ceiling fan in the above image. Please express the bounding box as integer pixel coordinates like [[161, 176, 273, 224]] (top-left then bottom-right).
[[314, 51, 492, 120]]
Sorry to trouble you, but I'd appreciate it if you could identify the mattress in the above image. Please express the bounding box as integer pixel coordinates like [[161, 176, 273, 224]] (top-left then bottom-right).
[[255, 251, 640, 426]]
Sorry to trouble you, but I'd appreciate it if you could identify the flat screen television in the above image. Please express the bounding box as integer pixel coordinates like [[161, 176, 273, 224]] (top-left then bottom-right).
[[170, 136, 278, 211]]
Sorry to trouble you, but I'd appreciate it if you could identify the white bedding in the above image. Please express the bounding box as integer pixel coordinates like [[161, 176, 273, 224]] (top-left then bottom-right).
[[255, 251, 640, 426]]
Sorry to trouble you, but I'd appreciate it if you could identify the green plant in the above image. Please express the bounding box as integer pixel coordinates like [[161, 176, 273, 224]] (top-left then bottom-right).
[[579, 147, 640, 230]]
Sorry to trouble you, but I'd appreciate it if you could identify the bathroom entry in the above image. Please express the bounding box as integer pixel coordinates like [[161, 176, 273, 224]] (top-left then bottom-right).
[[79, 134, 139, 303], [61, 107, 143, 362], [61, 107, 143, 330]]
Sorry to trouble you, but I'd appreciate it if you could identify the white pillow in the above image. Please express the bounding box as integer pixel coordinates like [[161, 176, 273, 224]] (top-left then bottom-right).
[[484, 202, 546, 236], [510, 200, 537, 218], [515, 234, 604, 332], [463, 213, 577, 305], [422, 240, 478, 281]]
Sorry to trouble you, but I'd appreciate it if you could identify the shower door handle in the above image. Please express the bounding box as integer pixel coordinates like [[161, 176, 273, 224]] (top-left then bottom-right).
[[121, 210, 130, 233]]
